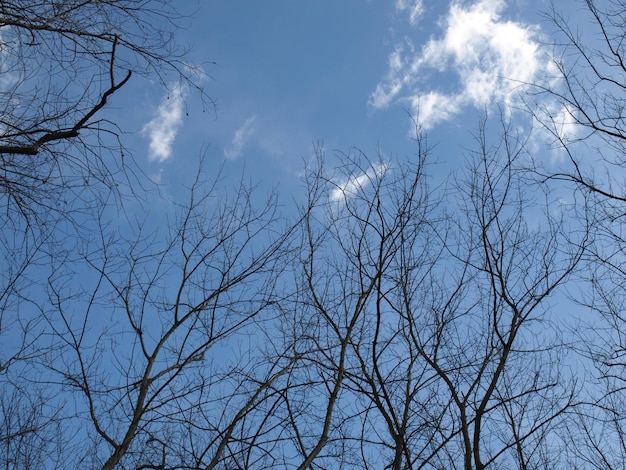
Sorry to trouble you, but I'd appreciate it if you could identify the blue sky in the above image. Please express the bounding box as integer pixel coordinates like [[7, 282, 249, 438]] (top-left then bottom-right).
[[117, 0, 583, 203]]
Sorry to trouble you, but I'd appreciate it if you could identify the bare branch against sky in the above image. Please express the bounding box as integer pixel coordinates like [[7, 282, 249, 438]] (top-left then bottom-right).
[[2, 1, 625, 468]]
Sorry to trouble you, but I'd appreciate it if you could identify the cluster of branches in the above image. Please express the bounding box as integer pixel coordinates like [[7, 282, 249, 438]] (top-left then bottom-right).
[[0, 0, 209, 234], [3, 0, 626, 469]]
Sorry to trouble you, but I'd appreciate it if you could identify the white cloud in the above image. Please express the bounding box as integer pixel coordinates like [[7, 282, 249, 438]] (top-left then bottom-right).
[[329, 162, 390, 203], [396, 0, 424, 25], [410, 91, 461, 127], [224, 116, 256, 160], [369, 44, 411, 109], [371, 0, 556, 128], [143, 83, 187, 162]]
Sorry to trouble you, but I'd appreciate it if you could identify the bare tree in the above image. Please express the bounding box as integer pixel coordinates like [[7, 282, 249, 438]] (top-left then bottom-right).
[[0, 0, 210, 227], [1, 120, 589, 469], [0, 160, 294, 469], [0, 4, 211, 464], [527, 2, 626, 467], [273, 118, 585, 469], [422, 117, 585, 469]]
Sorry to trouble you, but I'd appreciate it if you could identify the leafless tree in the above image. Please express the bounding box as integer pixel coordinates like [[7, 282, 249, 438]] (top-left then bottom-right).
[[527, 2, 626, 467], [426, 117, 585, 469], [273, 118, 586, 469], [0, 3, 210, 464], [0, 159, 296, 469], [0, 0, 209, 224]]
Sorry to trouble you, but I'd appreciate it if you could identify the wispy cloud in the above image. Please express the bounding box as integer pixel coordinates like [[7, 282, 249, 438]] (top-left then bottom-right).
[[395, 0, 424, 25], [225, 116, 256, 160], [371, 0, 555, 128], [143, 83, 187, 162], [329, 162, 390, 203]]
